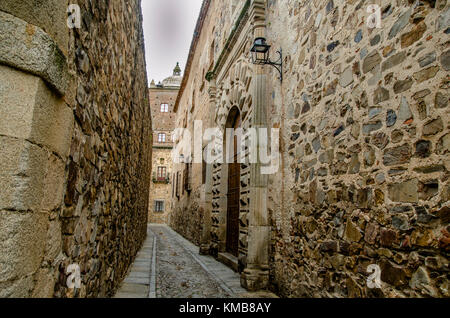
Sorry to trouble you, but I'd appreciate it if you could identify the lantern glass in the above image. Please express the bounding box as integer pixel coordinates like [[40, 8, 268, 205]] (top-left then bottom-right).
[[250, 37, 271, 64]]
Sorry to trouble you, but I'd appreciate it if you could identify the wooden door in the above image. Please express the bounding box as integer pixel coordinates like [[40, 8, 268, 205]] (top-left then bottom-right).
[[226, 114, 241, 257]]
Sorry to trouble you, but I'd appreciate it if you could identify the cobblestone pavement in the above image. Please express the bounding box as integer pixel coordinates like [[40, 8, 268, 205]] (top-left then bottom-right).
[[115, 224, 277, 298]]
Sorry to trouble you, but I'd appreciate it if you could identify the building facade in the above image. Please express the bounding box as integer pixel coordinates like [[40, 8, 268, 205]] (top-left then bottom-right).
[[0, 0, 151, 297], [148, 64, 181, 224], [171, 0, 450, 297]]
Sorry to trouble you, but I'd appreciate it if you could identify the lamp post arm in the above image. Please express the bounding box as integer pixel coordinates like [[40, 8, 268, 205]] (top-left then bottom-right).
[[268, 49, 283, 82]]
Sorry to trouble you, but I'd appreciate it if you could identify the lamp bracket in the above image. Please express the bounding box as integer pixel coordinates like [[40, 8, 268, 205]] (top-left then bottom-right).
[[251, 48, 283, 82]]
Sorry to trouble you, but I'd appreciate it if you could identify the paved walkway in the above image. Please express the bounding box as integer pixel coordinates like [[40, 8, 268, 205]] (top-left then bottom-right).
[[115, 224, 276, 298]]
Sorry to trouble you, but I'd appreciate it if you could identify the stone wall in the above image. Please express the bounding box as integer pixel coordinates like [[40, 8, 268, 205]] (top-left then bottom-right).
[[170, 0, 215, 247], [267, 0, 449, 298], [150, 87, 177, 132], [173, 0, 449, 297], [0, 0, 151, 298], [149, 148, 174, 224], [148, 85, 178, 224]]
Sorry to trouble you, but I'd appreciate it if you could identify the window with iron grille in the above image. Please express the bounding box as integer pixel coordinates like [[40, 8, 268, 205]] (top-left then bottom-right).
[[183, 163, 192, 193], [158, 133, 166, 143], [160, 103, 169, 113], [157, 166, 167, 181], [202, 147, 207, 184], [176, 171, 180, 198], [172, 173, 175, 197], [154, 200, 164, 213]]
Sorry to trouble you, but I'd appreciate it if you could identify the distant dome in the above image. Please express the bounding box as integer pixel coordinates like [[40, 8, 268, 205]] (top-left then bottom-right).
[[161, 62, 182, 88]]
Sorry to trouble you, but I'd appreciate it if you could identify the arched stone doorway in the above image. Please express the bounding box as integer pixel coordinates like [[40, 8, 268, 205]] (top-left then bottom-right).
[[225, 106, 241, 257]]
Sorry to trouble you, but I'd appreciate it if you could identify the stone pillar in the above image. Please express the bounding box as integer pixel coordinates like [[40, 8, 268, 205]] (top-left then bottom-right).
[[240, 0, 270, 291], [200, 81, 217, 255], [0, 3, 73, 297]]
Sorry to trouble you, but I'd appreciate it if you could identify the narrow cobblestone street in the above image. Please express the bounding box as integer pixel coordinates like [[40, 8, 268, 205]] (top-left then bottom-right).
[[115, 225, 275, 298]]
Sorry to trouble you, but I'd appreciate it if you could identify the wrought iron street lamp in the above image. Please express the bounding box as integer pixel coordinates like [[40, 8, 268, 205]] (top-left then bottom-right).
[[250, 37, 283, 82]]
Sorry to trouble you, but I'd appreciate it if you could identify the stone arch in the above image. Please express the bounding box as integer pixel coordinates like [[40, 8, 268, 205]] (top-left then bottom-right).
[[210, 57, 254, 273], [216, 58, 253, 130], [220, 106, 241, 258]]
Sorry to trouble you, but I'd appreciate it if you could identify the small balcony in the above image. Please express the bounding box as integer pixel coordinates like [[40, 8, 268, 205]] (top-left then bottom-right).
[[152, 173, 170, 184]]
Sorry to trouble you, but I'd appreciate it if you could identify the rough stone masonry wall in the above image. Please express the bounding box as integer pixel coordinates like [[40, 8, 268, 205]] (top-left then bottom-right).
[[54, 0, 151, 298], [0, 0, 150, 298], [267, 0, 449, 297]]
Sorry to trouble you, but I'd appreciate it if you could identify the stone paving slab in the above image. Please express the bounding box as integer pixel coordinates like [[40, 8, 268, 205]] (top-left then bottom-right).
[[115, 224, 277, 298], [114, 227, 154, 298]]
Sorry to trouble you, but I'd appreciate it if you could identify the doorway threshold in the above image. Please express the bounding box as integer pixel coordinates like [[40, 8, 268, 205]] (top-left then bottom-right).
[[217, 252, 239, 272]]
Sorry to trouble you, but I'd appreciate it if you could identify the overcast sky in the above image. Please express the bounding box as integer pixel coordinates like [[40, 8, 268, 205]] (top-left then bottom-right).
[[141, 0, 203, 85]]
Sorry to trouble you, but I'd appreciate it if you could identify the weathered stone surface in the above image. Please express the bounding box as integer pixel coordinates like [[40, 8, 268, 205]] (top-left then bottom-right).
[[339, 66, 353, 87], [344, 219, 362, 243], [0, 65, 74, 158], [398, 97, 413, 123], [393, 78, 413, 94], [380, 228, 398, 247], [435, 92, 448, 108], [320, 240, 338, 253], [0, 211, 48, 294], [401, 22, 427, 48], [363, 121, 382, 135], [392, 215, 410, 231], [380, 260, 408, 287], [388, 8, 412, 39], [410, 267, 431, 290], [413, 66, 440, 83], [363, 51, 382, 74], [437, 133, 450, 154], [441, 49, 450, 71], [372, 132, 389, 149], [365, 223, 379, 244], [415, 140, 432, 158], [423, 117, 444, 136], [388, 179, 419, 203], [418, 52, 437, 67], [354, 29, 362, 43], [0, 0, 68, 54], [369, 107, 382, 119], [382, 52, 406, 72], [373, 87, 390, 104], [0, 11, 69, 95], [386, 110, 397, 127], [413, 89, 432, 100], [383, 144, 411, 166]]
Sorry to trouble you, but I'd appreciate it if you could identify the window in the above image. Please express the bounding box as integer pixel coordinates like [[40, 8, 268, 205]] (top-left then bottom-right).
[[183, 163, 192, 193], [160, 103, 169, 113], [154, 200, 164, 213], [176, 171, 180, 198], [158, 133, 166, 143], [209, 40, 215, 68], [157, 166, 167, 180], [172, 173, 175, 197], [202, 160, 207, 185], [202, 146, 207, 185], [191, 90, 196, 113]]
